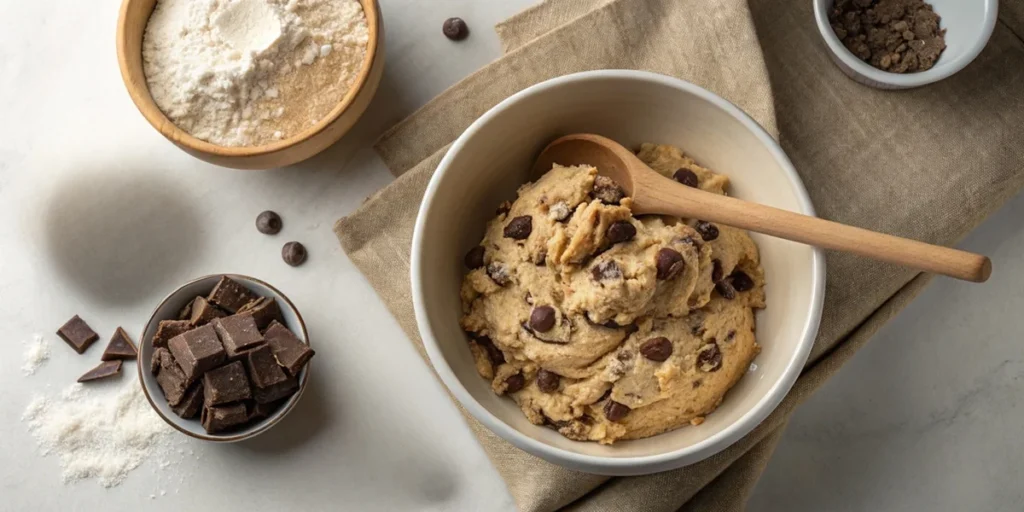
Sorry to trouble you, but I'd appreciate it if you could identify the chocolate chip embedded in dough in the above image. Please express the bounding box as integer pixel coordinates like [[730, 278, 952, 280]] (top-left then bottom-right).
[[604, 400, 630, 422], [730, 270, 754, 292], [655, 248, 684, 280], [697, 341, 723, 372], [529, 306, 557, 333], [606, 220, 637, 244], [505, 373, 525, 393], [504, 216, 533, 240], [716, 280, 737, 300], [486, 263, 511, 286], [639, 337, 673, 362], [695, 221, 719, 241], [464, 246, 485, 269], [591, 260, 622, 281], [712, 259, 723, 283], [692, 380, 702, 389], [536, 369, 560, 393], [592, 175, 625, 205], [672, 168, 699, 187], [725, 330, 736, 342], [475, 335, 505, 365]]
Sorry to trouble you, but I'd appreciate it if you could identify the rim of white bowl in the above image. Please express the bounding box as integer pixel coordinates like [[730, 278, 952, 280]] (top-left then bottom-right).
[[812, 0, 998, 88], [411, 70, 826, 474]]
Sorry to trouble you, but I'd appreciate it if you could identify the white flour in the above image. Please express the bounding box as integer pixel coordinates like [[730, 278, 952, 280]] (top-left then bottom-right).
[[143, 0, 369, 146], [21, 334, 50, 375], [22, 380, 178, 487]]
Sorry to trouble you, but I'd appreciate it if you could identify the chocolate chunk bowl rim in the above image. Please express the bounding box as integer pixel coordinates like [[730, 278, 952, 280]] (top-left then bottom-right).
[[138, 273, 311, 442]]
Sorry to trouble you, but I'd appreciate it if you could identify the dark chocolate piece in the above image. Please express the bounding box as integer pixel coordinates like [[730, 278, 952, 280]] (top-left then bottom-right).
[[253, 376, 298, 404], [264, 320, 314, 376], [247, 399, 285, 421], [201, 402, 249, 434], [211, 314, 264, 359], [256, 211, 283, 235], [152, 348, 188, 406], [57, 315, 99, 354], [203, 361, 252, 406], [78, 360, 122, 382], [177, 299, 193, 320], [206, 276, 258, 314], [237, 297, 284, 331], [152, 320, 192, 349], [442, 17, 469, 40], [167, 324, 226, 384], [282, 241, 307, 267], [187, 296, 227, 326], [243, 343, 289, 389], [172, 381, 204, 419], [101, 327, 138, 361]]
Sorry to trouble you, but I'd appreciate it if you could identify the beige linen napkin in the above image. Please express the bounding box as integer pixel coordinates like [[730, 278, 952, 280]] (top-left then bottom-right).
[[336, 0, 1024, 510]]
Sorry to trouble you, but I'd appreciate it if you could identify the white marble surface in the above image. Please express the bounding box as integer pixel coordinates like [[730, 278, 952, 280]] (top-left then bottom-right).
[[1, 0, 1020, 510]]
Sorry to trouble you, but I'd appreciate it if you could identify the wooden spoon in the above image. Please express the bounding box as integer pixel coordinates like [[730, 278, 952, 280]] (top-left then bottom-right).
[[532, 133, 991, 283]]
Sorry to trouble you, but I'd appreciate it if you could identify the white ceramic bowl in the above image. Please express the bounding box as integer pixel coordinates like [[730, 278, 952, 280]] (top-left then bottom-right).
[[411, 70, 826, 475], [813, 0, 998, 89], [139, 274, 311, 442]]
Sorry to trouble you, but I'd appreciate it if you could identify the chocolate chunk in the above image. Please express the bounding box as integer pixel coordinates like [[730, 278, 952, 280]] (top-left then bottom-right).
[[243, 344, 289, 389], [207, 276, 259, 314], [203, 361, 252, 407], [212, 314, 265, 359], [673, 168, 699, 187], [591, 260, 622, 281], [239, 297, 284, 331], [730, 270, 754, 292], [695, 221, 719, 241], [725, 330, 736, 342], [537, 369, 560, 393], [442, 17, 469, 40], [593, 175, 625, 205], [475, 336, 505, 366], [604, 400, 630, 422], [712, 259, 723, 283], [607, 221, 637, 244], [716, 281, 737, 300], [152, 319, 192, 349], [152, 348, 188, 406], [168, 324, 226, 384], [264, 320, 315, 376], [253, 376, 299, 404], [247, 399, 284, 421], [505, 373, 525, 393], [486, 263, 511, 286], [101, 327, 137, 361], [655, 248, 684, 280], [529, 306, 557, 333], [201, 402, 249, 434], [697, 341, 723, 372], [464, 246, 486, 269], [187, 296, 228, 327], [57, 315, 99, 354], [639, 337, 673, 362], [282, 241, 307, 267], [172, 381, 204, 419], [503, 216, 533, 240], [78, 360, 122, 383], [256, 210, 282, 235]]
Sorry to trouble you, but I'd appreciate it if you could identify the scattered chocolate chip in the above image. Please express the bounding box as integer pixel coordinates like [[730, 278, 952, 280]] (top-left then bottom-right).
[[464, 246, 486, 269], [505, 373, 525, 393], [591, 260, 622, 281], [78, 360, 123, 383], [282, 242, 307, 266], [57, 315, 99, 354], [592, 175, 625, 205], [695, 221, 719, 241], [256, 211, 282, 235], [712, 260, 723, 283], [672, 168, 699, 187], [730, 270, 754, 292], [697, 342, 723, 372], [504, 216, 533, 240], [486, 263, 511, 286], [549, 201, 572, 222], [496, 201, 512, 216], [716, 281, 737, 300], [604, 400, 630, 422], [537, 369, 560, 393], [529, 306, 557, 333], [639, 337, 673, 362], [607, 221, 637, 244], [655, 248, 684, 280], [442, 17, 469, 41]]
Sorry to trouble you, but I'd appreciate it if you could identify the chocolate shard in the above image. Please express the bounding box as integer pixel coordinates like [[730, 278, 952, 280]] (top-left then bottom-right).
[[78, 360, 122, 383], [201, 402, 249, 434], [57, 315, 99, 354], [206, 276, 259, 314], [264, 320, 314, 376], [101, 327, 138, 361], [172, 381, 204, 419]]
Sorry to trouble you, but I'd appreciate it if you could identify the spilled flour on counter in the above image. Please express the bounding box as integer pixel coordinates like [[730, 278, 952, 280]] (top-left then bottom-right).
[[22, 380, 180, 487], [21, 334, 50, 375]]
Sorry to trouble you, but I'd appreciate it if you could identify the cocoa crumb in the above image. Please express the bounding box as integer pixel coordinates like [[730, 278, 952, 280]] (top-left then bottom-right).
[[828, 0, 946, 73]]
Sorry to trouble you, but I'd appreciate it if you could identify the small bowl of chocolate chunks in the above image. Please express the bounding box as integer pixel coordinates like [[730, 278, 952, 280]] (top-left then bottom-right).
[[139, 274, 314, 441]]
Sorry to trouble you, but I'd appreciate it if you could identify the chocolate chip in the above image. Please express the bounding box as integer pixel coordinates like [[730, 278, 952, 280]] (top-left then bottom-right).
[[639, 337, 673, 362], [505, 373, 525, 393], [624, 322, 640, 335], [282, 242, 307, 266], [692, 380, 702, 389], [697, 342, 723, 372], [504, 216, 533, 240], [496, 201, 511, 216], [535, 251, 547, 266], [591, 260, 622, 281], [604, 400, 630, 422], [476, 336, 505, 365], [537, 369, 560, 393], [617, 351, 634, 362], [256, 211, 282, 235], [486, 263, 511, 286], [672, 168, 699, 187], [607, 221, 637, 244], [712, 259, 723, 283], [529, 306, 557, 333], [716, 281, 737, 299], [656, 248, 684, 280], [442, 17, 469, 40], [725, 330, 736, 342], [593, 175, 625, 205], [464, 246, 485, 269], [730, 270, 754, 291], [695, 221, 719, 241]]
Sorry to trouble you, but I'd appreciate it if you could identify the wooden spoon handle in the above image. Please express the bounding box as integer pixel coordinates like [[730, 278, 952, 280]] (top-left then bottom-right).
[[639, 179, 991, 283]]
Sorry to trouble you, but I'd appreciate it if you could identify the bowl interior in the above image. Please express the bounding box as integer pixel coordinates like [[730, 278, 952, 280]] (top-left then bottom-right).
[[414, 72, 822, 468], [139, 274, 310, 441]]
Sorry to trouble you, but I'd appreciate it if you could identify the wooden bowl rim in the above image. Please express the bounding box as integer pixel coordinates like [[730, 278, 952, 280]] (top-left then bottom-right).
[[116, 0, 381, 159]]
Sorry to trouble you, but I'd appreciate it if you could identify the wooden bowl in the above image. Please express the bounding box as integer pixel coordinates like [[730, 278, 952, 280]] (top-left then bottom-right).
[[116, 0, 384, 170]]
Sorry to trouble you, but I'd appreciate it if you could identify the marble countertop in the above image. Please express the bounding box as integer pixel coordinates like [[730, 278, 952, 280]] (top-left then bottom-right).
[[0, 0, 1019, 510]]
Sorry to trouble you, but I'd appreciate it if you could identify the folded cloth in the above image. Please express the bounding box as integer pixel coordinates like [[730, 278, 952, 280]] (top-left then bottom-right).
[[336, 0, 1024, 510]]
